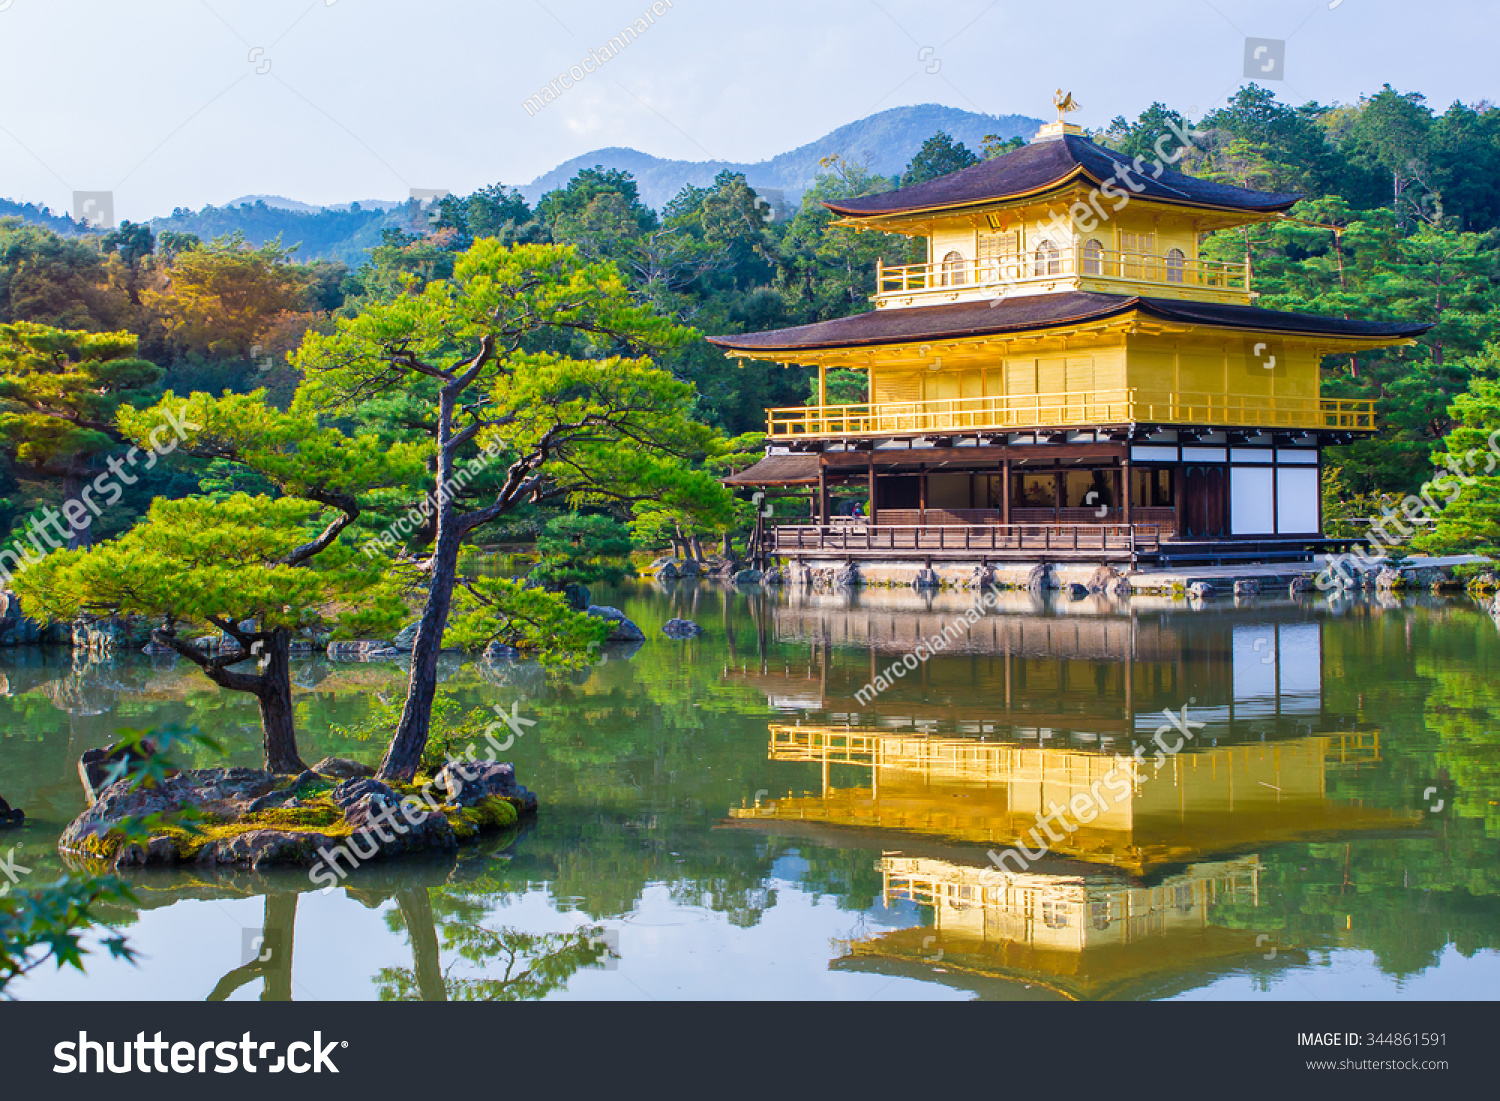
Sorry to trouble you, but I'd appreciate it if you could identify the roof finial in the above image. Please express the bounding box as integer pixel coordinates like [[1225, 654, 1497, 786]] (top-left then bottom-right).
[[1053, 89, 1081, 123]]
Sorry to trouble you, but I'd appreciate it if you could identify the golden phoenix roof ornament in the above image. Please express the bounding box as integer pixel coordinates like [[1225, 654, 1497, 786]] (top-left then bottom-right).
[[1054, 89, 1081, 122]]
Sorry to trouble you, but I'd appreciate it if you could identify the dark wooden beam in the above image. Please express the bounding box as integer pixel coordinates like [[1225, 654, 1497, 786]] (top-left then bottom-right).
[[822, 441, 1127, 469]]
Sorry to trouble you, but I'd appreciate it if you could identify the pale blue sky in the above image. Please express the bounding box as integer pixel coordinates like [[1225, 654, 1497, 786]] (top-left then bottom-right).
[[0, 0, 1491, 222]]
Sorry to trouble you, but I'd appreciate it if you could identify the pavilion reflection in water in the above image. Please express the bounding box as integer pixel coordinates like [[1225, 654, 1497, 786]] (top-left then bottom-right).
[[731, 594, 1336, 744], [847, 855, 1267, 1001], [724, 600, 1422, 998]]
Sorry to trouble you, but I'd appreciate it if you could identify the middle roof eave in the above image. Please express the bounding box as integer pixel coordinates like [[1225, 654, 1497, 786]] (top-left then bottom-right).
[[705, 292, 1434, 355]]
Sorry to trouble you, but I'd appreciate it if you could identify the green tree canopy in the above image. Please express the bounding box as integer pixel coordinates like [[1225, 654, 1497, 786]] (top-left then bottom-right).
[[900, 131, 979, 186], [294, 240, 734, 780]]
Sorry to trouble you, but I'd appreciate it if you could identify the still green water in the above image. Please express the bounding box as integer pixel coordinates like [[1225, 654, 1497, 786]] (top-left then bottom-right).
[[3, 583, 1499, 1001]]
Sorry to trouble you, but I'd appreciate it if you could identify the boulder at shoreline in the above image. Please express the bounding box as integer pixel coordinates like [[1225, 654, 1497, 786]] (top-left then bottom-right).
[[60, 753, 536, 872]]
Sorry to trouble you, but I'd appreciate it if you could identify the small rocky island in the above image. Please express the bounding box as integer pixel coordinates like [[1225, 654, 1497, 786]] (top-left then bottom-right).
[[62, 749, 537, 873]]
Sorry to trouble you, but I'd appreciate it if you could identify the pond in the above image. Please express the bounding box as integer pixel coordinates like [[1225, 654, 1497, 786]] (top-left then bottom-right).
[[3, 582, 1499, 1001]]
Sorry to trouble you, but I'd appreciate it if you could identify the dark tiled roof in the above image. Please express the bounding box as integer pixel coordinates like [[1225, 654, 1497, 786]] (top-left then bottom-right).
[[708, 293, 1431, 353], [823, 134, 1301, 218], [721, 453, 820, 486]]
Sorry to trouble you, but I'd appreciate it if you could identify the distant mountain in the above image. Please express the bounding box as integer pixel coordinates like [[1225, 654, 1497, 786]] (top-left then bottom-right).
[[519, 104, 1044, 209], [223, 195, 405, 214], [0, 104, 1045, 264], [0, 198, 79, 234], [147, 199, 412, 266]]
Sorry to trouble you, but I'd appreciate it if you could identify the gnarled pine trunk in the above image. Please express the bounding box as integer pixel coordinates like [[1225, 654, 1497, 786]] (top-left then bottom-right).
[[255, 629, 306, 774], [378, 484, 465, 782]]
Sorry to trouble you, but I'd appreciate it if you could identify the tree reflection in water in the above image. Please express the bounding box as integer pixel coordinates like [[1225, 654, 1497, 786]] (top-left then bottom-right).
[[207, 892, 297, 1002], [376, 887, 610, 1001]]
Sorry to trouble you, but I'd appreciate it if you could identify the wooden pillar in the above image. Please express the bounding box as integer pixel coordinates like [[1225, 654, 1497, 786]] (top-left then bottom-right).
[[867, 453, 877, 523], [1054, 469, 1064, 522], [817, 463, 829, 525], [1174, 464, 1187, 538], [1002, 458, 1011, 525], [1122, 457, 1133, 527], [919, 470, 928, 524]]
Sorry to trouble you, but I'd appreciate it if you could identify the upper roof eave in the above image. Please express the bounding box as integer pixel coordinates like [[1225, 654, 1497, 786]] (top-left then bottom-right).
[[821, 134, 1301, 221]]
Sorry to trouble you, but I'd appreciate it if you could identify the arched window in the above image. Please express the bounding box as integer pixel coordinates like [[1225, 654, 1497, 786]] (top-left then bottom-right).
[[1033, 240, 1061, 277], [1165, 247, 1186, 283], [1082, 238, 1104, 275], [941, 250, 968, 286]]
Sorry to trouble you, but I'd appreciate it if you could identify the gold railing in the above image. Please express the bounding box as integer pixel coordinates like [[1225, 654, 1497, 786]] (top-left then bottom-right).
[[877, 248, 1249, 299], [768, 390, 1377, 437]]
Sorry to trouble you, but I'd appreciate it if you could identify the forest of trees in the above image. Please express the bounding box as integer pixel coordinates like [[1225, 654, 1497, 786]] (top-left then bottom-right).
[[2, 83, 1499, 557]]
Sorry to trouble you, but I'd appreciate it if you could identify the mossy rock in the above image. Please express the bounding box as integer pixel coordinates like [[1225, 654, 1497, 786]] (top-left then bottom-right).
[[442, 796, 520, 842]]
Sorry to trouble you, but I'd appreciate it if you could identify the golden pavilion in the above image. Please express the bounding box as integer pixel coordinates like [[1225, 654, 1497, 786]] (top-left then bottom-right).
[[711, 109, 1429, 567]]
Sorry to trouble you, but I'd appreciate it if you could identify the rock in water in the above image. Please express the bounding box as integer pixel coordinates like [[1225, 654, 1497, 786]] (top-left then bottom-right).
[[482, 641, 522, 664], [586, 605, 646, 642], [662, 618, 703, 639], [732, 568, 763, 585], [1234, 579, 1261, 598], [0, 591, 41, 647], [63, 766, 283, 860], [914, 568, 940, 590], [432, 760, 539, 814], [1026, 564, 1052, 593], [78, 739, 167, 805], [1066, 583, 1089, 600], [1187, 582, 1216, 600], [327, 640, 401, 661]]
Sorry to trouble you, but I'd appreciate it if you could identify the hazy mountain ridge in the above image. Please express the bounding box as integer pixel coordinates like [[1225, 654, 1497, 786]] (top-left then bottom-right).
[[0, 103, 1043, 263], [519, 104, 1043, 208]]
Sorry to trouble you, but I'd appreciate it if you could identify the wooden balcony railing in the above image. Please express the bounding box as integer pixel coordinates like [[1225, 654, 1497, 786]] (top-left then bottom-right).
[[773, 522, 1168, 556], [877, 248, 1249, 300], [768, 390, 1377, 438]]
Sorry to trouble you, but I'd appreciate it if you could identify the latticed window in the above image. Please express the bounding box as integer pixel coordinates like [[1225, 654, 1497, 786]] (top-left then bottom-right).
[[947, 884, 977, 912], [978, 231, 1019, 281], [1174, 882, 1194, 913], [1090, 901, 1113, 930], [1041, 898, 1072, 929], [1119, 231, 1156, 280]]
